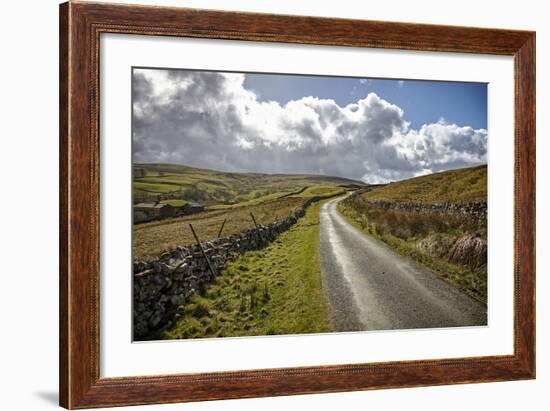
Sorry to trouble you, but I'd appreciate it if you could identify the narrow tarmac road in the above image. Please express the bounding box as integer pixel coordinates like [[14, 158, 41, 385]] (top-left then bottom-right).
[[319, 196, 487, 332]]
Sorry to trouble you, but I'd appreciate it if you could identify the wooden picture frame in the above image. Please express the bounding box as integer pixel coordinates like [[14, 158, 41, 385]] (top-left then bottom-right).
[[59, 1, 535, 408]]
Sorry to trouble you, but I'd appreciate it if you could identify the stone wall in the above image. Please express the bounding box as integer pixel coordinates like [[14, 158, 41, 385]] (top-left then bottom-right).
[[133, 193, 341, 340], [348, 192, 487, 223]]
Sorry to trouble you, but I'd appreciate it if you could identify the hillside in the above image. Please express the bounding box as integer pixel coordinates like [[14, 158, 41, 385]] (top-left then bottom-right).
[[362, 164, 487, 203], [133, 163, 364, 205], [133, 163, 363, 259]]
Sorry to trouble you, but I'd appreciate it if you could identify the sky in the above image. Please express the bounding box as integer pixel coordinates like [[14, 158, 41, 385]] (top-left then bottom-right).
[[244, 74, 487, 130], [132, 68, 488, 184]]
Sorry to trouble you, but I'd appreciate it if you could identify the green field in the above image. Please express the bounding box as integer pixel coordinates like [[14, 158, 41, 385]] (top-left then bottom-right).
[[159, 199, 188, 207], [208, 191, 289, 210], [133, 163, 362, 206], [289, 185, 345, 198], [162, 201, 332, 339]]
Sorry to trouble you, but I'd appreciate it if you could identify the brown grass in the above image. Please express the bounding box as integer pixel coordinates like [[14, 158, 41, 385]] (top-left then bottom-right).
[[416, 233, 457, 258], [448, 234, 487, 270], [363, 164, 487, 203], [338, 195, 487, 302], [133, 197, 304, 260], [340, 195, 484, 240]]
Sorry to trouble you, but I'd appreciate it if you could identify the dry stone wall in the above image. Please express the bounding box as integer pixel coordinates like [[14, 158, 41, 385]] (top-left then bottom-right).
[[133, 193, 340, 340], [348, 191, 487, 224]]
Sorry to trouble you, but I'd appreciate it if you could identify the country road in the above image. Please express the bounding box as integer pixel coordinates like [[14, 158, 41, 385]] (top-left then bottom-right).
[[319, 195, 487, 332]]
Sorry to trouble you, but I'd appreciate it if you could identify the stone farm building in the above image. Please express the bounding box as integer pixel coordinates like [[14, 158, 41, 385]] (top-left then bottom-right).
[[134, 202, 174, 223], [181, 202, 205, 215]]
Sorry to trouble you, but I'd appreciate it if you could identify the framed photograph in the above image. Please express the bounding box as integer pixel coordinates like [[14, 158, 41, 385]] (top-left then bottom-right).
[[59, 1, 535, 408]]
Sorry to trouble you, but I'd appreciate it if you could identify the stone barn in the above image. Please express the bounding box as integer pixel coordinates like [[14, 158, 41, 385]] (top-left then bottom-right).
[[134, 202, 175, 223], [181, 202, 205, 215]]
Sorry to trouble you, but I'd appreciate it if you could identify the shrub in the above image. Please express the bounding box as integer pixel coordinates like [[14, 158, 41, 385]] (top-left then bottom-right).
[[447, 234, 487, 269], [416, 233, 457, 257]]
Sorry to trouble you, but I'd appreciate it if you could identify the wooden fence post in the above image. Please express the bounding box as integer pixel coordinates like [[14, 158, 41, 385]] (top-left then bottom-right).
[[189, 223, 217, 279], [250, 212, 265, 242], [217, 218, 227, 238]]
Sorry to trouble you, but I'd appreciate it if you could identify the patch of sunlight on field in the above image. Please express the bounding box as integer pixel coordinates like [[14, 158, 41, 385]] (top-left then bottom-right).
[[160, 199, 188, 207], [134, 181, 181, 194], [293, 185, 345, 198]]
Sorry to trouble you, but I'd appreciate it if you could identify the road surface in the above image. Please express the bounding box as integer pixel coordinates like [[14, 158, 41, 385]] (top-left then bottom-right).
[[319, 196, 487, 331]]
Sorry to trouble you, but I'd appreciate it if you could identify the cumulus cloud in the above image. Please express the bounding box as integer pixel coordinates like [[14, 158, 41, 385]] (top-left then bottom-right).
[[132, 69, 487, 183]]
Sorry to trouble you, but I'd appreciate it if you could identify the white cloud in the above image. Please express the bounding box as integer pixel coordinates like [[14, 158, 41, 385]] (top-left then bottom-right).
[[133, 69, 487, 183], [398, 80, 405, 88]]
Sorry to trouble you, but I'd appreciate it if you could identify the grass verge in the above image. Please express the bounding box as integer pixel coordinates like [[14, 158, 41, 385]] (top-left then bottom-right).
[[338, 200, 487, 303], [162, 202, 332, 339]]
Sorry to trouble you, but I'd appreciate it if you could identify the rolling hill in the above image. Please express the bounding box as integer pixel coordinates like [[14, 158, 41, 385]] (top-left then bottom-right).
[[133, 163, 365, 259], [362, 164, 487, 203], [133, 163, 365, 206]]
